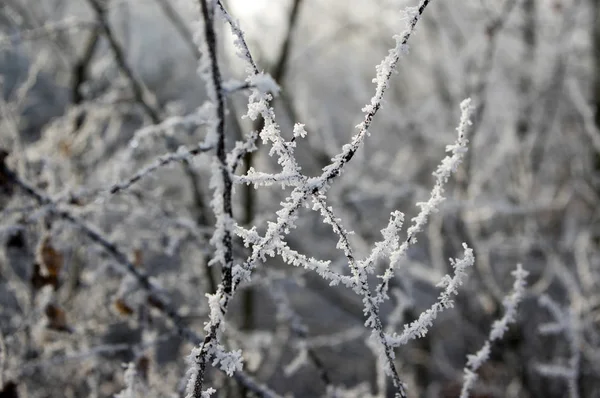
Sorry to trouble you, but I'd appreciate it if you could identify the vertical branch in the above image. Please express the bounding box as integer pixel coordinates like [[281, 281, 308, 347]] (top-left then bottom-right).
[[528, 0, 582, 172], [272, 0, 303, 84], [71, 28, 100, 106], [200, 0, 233, 294], [515, 0, 536, 140], [70, 27, 100, 132], [241, 0, 304, 331], [458, 0, 517, 195], [188, 1, 234, 396], [451, 0, 518, 306], [310, 196, 408, 397]]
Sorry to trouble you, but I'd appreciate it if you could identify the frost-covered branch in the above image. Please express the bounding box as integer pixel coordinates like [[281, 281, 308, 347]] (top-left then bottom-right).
[[185, 1, 438, 395], [114, 362, 146, 398], [186, 0, 238, 396], [310, 196, 409, 396], [269, 282, 334, 389], [231, 0, 439, 286], [535, 294, 581, 398], [109, 142, 213, 195], [375, 98, 474, 301], [385, 244, 474, 349], [459, 264, 528, 398]]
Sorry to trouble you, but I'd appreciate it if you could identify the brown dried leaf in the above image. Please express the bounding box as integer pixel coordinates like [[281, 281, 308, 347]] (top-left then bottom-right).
[[30, 263, 58, 290], [136, 355, 150, 382], [37, 235, 63, 277], [114, 298, 134, 316], [44, 304, 71, 333]]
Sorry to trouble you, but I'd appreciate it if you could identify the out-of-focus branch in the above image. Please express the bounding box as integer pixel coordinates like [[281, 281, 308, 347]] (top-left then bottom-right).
[[273, 0, 303, 84], [108, 143, 213, 195], [448, 0, 519, 307], [85, 0, 161, 123], [0, 154, 280, 398], [0, 329, 6, 389], [458, 0, 517, 195], [84, 0, 213, 294], [1, 1, 75, 66], [528, 0, 582, 174], [593, 0, 600, 148], [0, 18, 98, 50], [153, 0, 201, 60], [71, 27, 100, 106], [69, 26, 100, 132], [0, 160, 197, 341], [515, 0, 536, 141]]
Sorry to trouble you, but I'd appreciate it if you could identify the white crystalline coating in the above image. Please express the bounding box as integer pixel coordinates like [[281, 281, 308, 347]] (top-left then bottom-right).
[[248, 73, 281, 96], [114, 362, 144, 398], [212, 346, 244, 376], [375, 98, 474, 302], [201, 388, 217, 398], [185, 1, 455, 397], [128, 102, 214, 152], [360, 211, 404, 273], [385, 244, 474, 348], [459, 264, 528, 398], [293, 123, 308, 138], [534, 294, 581, 398]]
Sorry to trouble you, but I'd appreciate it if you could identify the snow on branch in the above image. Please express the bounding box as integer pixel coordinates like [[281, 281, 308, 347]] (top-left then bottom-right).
[[459, 264, 529, 398], [186, 0, 236, 396], [185, 0, 439, 396], [385, 244, 474, 348], [114, 362, 146, 398], [534, 294, 581, 398], [375, 98, 474, 301]]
